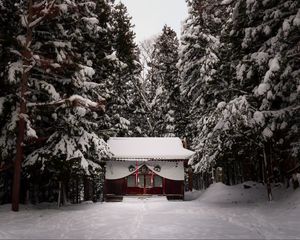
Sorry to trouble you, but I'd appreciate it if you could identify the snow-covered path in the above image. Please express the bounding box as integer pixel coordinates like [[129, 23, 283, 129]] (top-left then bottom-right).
[[0, 183, 299, 239]]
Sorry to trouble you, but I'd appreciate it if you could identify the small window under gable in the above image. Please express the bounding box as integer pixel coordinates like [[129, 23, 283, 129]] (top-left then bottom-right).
[[127, 175, 135, 187], [154, 175, 162, 187]]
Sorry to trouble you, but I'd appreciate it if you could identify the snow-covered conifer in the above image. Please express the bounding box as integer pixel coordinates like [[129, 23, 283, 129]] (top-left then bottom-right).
[[1, 0, 113, 203], [107, 2, 149, 137], [147, 25, 181, 137]]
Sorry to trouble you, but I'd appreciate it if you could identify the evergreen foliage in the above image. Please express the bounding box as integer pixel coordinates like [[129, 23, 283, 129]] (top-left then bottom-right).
[[107, 2, 149, 137], [0, 0, 299, 205], [179, 0, 300, 188], [146, 25, 182, 137], [0, 0, 116, 204]]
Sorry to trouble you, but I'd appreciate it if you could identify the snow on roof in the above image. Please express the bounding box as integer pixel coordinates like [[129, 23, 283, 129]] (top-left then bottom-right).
[[107, 137, 195, 161]]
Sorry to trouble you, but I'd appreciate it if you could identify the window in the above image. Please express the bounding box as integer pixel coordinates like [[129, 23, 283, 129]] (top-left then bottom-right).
[[138, 175, 144, 188], [139, 165, 149, 174], [127, 175, 136, 187], [154, 175, 162, 187], [145, 175, 152, 188]]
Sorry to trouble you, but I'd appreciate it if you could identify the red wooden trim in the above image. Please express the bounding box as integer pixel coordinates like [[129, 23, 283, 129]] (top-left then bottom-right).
[[106, 164, 185, 196], [126, 186, 163, 195]]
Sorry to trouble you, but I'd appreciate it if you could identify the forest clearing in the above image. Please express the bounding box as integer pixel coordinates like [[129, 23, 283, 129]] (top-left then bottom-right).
[[0, 1, 299, 239], [1, 182, 300, 239]]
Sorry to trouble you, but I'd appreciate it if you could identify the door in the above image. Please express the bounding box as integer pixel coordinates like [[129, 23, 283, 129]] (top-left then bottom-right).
[[126, 164, 163, 195]]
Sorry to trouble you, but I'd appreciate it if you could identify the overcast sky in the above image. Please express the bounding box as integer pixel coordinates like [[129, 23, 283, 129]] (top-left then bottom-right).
[[119, 0, 188, 43]]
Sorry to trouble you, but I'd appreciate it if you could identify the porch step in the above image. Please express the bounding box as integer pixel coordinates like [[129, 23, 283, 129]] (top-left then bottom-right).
[[105, 194, 123, 202], [123, 195, 168, 202], [166, 194, 184, 201]]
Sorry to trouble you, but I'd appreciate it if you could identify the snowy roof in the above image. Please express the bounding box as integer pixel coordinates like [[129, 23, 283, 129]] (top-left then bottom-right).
[[107, 137, 195, 161]]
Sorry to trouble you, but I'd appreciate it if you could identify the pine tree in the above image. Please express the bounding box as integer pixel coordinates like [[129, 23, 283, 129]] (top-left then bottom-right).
[[178, 0, 234, 169], [230, 0, 300, 193], [0, 0, 24, 204], [181, 0, 300, 195], [179, 0, 232, 141], [1, 0, 113, 205], [147, 25, 181, 137], [107, 2, 149, 137], [0, 0, 22, 170]]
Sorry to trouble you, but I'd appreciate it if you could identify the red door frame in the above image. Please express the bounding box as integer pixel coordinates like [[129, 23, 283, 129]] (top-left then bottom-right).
[[126, 167, 163, 195]]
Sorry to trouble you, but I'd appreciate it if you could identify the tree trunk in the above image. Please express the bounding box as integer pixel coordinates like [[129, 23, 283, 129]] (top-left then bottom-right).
[[57, 181, 62, 207], [71, 179, 75, 203], [33, 183, 39, 204], [76, 178, 79, 204], [25, 190, 29, 205], [263, 142, 273, 201], [62, 181, 67, 205], [84, 176, 90, 201], [211, 167, 215, 184], [11, 0, 33, 212], [261, 157, 265, 184], [188, 167, 193, 191]]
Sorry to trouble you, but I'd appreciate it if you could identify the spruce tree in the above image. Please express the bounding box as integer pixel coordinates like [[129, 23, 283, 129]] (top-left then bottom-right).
[[147, 25, 181, 137], [178, 0, 233, 169], [108, 2, 149, 136], [1, 0, 113, 204], [230, 0, 300, 190], [0, 0, 23, 204], [180, 0, 300, 193]]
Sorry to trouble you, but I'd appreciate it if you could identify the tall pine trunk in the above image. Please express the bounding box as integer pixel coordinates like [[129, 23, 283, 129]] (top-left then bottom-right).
[[62, 181, 67, 205], [12, 0, 33, 212], [84, 176, 90, 201], [263, 142, 273, 201], [57, 181, 62, 207]]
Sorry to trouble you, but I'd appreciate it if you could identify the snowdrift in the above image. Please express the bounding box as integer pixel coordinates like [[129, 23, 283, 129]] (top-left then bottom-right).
[[191, 181, 300, 205]]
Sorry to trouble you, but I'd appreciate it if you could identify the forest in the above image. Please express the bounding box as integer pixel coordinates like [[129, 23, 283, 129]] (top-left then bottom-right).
[[0, 0, 299, 207]]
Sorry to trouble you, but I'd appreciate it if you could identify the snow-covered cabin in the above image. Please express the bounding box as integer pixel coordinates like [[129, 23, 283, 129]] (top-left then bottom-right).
[[105, 137, 195, 200]]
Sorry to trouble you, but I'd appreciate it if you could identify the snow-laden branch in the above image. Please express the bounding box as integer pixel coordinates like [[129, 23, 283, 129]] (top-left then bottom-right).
[[261, 105, 300, 118], [27, 95, 106, 112], [29, 0, 56, 28]]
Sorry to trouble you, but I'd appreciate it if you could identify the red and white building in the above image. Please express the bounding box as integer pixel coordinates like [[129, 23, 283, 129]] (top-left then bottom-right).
[[105, 137, 195, 199]]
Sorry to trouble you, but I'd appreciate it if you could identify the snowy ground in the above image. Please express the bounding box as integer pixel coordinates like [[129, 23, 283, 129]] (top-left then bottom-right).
[[0, 182, 300, 239]]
